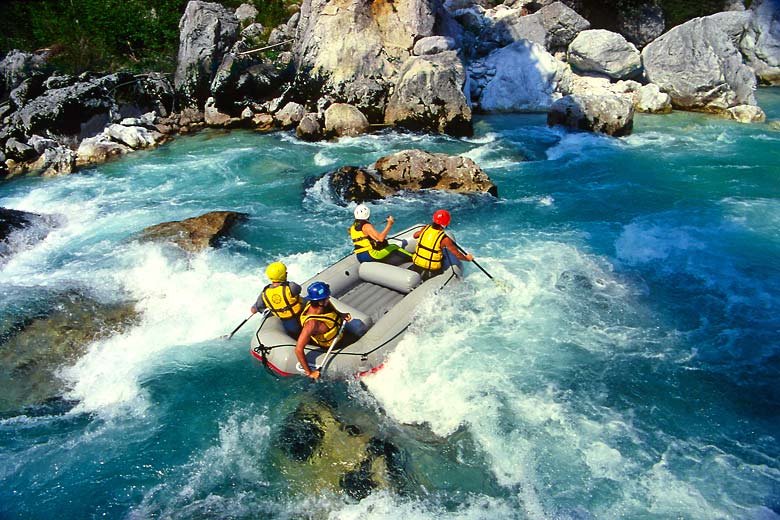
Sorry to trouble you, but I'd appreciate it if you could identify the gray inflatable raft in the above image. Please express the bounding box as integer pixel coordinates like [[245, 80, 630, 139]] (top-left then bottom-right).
[[250, 224, 463, 379]]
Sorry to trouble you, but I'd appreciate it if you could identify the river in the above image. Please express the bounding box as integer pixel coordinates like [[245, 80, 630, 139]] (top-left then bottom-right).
[[1, 89, 779, 519]]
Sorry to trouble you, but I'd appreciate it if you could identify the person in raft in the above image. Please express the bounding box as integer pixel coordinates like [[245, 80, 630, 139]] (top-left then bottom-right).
[[295, 281, 352, 380], [251, 261, 303, 338], [349, 204, 413, 265], [410, 209, 473, 281]]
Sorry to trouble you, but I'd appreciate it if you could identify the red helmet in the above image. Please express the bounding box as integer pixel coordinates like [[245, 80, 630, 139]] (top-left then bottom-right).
[[432, 209, 451, 227]]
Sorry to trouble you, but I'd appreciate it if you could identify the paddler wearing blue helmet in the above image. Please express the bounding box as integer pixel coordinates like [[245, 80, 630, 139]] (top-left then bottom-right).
[[295, 281, 352, 380]]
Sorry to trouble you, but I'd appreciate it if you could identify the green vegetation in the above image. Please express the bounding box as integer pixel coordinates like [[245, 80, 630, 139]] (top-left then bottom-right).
[[659, 0, 731, 28], [0, 0, 293, 74]]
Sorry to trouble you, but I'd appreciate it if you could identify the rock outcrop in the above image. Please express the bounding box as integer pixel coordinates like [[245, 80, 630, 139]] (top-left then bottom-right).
[[138, 211, 247, 252], [547, 94, 634, 136], [174, 1, 240, 108], [374, 149, 497, 195], [292, 0, 438, 122]]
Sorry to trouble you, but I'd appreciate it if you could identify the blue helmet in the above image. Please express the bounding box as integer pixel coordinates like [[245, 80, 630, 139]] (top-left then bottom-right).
[[307, 281, 331, 301]]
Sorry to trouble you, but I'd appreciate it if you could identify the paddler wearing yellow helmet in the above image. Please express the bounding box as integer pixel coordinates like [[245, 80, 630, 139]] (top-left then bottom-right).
[[251, 261, 304, 338]]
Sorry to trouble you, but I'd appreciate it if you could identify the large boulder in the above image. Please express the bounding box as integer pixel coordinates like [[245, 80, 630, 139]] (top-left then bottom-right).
[[138, 211, 247, 252], [373, 149, 497, 196], [292, 0, 437, 121], [547, 94, 634, 136], [476, 40, 571, 112], [324, 103, 370, 138], [567, 29, 642, 80], [740, 0, 780, 84], [413, 36, 458, 56], [315, 150, 497, 203], [641, 11, 757, 113], [384, 51, 472, 136], [174, 1, 240, 108]]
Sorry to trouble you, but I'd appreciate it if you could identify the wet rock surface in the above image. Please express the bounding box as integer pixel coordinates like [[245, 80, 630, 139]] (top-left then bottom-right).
[[138, 210, 248, 253], [311, 150, 498, 203]]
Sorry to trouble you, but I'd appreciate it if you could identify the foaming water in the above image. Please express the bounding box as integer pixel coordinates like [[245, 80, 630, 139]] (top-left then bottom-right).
[[1, 89, 780, 519]]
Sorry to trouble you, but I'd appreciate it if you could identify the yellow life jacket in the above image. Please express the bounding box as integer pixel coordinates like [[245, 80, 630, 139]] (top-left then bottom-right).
[[261, 283, 303, 320], [349, 220, 373, 254], [300, 301, 344, 347], [413, 225, 446, 271]]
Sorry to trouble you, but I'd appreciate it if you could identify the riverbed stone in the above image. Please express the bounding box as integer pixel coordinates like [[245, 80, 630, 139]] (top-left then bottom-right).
[[727, 104, 767, 123]]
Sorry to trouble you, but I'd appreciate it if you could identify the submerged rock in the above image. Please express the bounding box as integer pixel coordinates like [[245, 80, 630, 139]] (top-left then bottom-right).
[[0, 207, 61, 265], [0, 292, 139, 415], [271, 397, 407, 498], [138, 211, 248, 253]]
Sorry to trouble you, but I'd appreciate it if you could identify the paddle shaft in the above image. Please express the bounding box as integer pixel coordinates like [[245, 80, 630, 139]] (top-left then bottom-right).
[[226, 309, 266, 340], [318, 320, 349, 375], [453, 242, 494, 280]]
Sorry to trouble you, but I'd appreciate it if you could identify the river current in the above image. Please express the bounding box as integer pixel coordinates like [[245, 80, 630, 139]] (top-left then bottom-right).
[[1, 89, 779, 519]]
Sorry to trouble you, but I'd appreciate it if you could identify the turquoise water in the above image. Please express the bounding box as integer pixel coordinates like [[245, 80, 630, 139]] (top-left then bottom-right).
[[1, 89, 779, 519]]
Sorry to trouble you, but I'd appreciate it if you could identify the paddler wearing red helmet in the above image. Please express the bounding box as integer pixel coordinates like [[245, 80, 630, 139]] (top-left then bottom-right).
[[410, 209, 473, 280]]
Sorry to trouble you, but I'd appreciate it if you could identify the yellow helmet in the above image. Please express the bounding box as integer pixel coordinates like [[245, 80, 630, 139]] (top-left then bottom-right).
[[265, 262, 287, 282]]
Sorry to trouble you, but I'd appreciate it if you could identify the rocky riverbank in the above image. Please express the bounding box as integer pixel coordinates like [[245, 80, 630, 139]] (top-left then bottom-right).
[[1, 0, 778, 179]]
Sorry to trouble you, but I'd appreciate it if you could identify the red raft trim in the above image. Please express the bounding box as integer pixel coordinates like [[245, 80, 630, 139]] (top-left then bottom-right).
[[250, 348, 294, 376]]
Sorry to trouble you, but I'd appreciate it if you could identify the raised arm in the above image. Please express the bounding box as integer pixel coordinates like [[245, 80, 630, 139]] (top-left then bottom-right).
[[442, 236, 473, 262]]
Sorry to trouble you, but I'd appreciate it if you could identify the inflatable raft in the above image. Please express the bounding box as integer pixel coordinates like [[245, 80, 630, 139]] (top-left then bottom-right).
[[250, 224, 463, 379]]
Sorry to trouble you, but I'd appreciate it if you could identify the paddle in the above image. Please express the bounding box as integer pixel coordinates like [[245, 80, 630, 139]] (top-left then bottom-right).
[[316, 319, 349, 378], [452, 242, 506, 288], [223, 309, 268, 340]]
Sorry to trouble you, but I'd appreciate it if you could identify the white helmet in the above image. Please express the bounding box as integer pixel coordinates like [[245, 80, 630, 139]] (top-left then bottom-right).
[[354, 204, 370, 220]]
